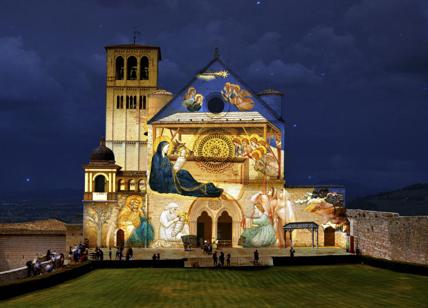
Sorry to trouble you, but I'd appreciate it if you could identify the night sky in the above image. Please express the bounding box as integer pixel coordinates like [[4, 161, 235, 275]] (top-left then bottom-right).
[[1, 0, 427, 199]]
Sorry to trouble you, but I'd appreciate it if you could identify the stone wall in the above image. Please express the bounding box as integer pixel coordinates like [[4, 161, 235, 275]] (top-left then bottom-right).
[[348, 209, 428, 265], [65, 224, 83, 250], [0, 234, 66, 271]]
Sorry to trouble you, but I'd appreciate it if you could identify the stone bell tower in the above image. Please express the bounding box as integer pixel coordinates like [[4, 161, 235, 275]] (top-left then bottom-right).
[[104, 43, 169, 171]]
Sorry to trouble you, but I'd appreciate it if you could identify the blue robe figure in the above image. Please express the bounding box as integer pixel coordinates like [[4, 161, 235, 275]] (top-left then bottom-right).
[[149, 141, 223, 197], [127, 216, 154, 247]]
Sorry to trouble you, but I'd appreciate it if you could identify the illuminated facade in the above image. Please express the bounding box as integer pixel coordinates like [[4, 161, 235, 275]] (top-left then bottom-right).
[[83, 44, 347, 249]]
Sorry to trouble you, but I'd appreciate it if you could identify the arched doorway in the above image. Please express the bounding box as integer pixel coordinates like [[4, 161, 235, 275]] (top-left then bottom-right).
[[217, 211, 232, 247], [116, 229, 125, 248], [197, 211, 212, 245], [324, 227, 335, 246]]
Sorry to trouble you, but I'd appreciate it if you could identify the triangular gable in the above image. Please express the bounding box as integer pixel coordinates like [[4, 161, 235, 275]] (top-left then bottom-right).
[[148, 57, 284, 131]]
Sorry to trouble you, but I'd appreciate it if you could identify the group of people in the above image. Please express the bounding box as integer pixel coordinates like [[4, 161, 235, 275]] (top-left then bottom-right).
[[231, 136, 280, 177], [201, 240, 213, 255], [69, 243, 88, 263], [212, 251, 231, 267], [107, 246, 133, 261], [26, 249, 65, 277]]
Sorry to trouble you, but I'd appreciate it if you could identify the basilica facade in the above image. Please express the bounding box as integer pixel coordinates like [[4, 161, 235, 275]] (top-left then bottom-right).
[[83, 44, 347, 249]]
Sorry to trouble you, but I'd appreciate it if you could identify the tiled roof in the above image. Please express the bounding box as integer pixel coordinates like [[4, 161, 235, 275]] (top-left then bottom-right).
[[0, 219, 67, 235], [152, 112, 269, 124]]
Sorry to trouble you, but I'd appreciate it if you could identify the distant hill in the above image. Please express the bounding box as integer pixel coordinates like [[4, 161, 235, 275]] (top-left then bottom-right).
[[347, 183, 428, 216], [1, 183, 427, 223], [0, 189, 82, 224]]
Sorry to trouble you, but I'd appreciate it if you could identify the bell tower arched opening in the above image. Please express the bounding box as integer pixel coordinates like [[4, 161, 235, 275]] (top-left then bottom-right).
[[140, 56, 149, 80], [127, 56, 137, 80], [115, 56, 124, 80]]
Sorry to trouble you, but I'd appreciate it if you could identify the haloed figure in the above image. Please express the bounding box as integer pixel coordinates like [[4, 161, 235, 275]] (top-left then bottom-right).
[[149, 141, 223, 197]]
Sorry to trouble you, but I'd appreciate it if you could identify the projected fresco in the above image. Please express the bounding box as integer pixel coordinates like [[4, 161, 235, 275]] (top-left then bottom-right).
[[84, 195, 154, 248], [83, 45, 348, 250]]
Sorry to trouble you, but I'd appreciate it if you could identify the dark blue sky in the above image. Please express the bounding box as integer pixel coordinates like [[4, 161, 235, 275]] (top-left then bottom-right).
[[0, 0, 427, 198]]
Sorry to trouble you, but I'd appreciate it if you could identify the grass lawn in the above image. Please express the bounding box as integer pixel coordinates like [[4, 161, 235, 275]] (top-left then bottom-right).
[[2, 265, 428, 307]]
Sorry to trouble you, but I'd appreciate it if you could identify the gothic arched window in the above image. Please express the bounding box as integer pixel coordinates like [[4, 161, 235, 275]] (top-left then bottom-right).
[[118, 179, 125, 191], [140, 56, 149, 80], [129, 179, 136, 191], [138, 179, 145, 192]]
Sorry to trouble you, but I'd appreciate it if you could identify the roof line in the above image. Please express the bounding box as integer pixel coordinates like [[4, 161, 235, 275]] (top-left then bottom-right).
[[215, 57, 283, 123], [148, 57, 219, 123], [148, 55, 284, 124]]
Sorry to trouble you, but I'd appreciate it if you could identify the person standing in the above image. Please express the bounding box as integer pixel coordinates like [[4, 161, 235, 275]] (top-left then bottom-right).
[[129, 247, 133, 260], [109, 247, 112, 260], [290, 247, 295, 258], [254, 250, 259, 265], [213, 251, 218, 267], [226, 253, 231, 267], [219, 252, 225, 267]]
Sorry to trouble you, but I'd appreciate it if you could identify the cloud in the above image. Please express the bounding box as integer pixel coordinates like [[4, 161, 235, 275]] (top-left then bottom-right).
[[246, 59, 321, 87], [158, 59, 187, 90], [344, 0, 428, 74], [0, 36, 62, 104], [288, 26, 364, 77]]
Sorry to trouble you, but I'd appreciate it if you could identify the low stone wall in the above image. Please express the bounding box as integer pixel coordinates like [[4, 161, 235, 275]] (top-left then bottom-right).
[[0, 234, 66, 271], [348, 209, 428, 265]]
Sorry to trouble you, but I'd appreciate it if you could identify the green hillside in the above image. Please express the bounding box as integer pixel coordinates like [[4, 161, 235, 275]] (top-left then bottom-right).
[[348, 183, 428, 216]]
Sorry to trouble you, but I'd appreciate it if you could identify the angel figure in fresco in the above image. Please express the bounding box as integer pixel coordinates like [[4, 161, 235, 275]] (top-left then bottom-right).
[[240, 192, 276, 247], [303, 189, 348, 231], [182, 87, 203, 112], [240, 137, 253, 158], [118, 195, 154, 246], [149, 141, 223, 197], [267, 188, 291, 248], [232, 137, 243, 157], [221, 82, 254, 111]]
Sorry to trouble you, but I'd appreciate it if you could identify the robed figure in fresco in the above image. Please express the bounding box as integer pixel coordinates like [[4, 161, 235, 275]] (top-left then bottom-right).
[[149, 141, 223, 197], [118, 196, 154, 247]]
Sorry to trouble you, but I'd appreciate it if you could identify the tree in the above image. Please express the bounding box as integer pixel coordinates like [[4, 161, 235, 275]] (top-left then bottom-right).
[[86, 204, 111, 247]]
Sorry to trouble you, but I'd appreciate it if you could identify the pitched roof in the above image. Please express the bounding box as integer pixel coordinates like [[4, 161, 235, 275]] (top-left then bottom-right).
[[153, 111, 271, 125], [148, 56, 284, 130]]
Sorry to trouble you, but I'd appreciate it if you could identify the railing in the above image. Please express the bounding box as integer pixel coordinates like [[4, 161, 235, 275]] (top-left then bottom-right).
[[216, 240, 232, 248], [92, 192, 108, 201], [187, 256, 270, 267]]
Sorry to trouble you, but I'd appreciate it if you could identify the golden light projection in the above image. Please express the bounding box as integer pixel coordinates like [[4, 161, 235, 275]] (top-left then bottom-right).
[[194, 133, 234, 172], [83, 43, 348, 251]]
